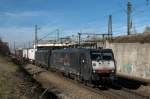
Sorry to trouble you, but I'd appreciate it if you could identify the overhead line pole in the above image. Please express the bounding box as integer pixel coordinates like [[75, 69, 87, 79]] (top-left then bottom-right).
[[77, 32, 111, 48], [34, 25, 40, 48], [35, 25, 38, 47], [28, 41, 30, 48], [108, 15, 112, 38], [78, 33, 81, 45], [127, 1, 132, 35], [56, 29, 60, 43], [14, 41, 16, 54]]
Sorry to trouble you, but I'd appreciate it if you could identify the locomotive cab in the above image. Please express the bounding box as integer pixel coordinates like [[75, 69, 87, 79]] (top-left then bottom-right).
[[90, 49, 116, 85]]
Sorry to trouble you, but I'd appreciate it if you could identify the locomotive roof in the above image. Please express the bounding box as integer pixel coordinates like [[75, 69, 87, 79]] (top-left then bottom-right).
[[52, 48, 113, 53]]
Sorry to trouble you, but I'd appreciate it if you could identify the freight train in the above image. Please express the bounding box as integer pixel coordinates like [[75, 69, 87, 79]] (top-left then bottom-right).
[[12, 46, 150, 86], [12, 48, 23, 64], [13, 47, 116, 85], [35, 48, 116, 85]]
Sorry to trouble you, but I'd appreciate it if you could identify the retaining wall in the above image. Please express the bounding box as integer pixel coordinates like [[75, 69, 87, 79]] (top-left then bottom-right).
[[106, 42, 150, 82]]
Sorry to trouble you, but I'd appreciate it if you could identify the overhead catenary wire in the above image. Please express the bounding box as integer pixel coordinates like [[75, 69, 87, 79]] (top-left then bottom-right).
[[33, 0, 150, 40], [82, 0, 149, 36], [38, 29, 59, 42]]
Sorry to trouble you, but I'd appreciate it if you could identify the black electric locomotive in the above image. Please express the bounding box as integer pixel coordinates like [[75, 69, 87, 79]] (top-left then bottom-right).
[[50, 48, 116, 85], [35, 48, 51, 69], [35, 48, 116, 85]]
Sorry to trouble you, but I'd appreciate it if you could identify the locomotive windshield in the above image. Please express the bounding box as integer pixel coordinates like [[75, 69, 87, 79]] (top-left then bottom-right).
[[91, 52, 113, 61], [91, 53, 102, 60], [102, 53, 113, 60]]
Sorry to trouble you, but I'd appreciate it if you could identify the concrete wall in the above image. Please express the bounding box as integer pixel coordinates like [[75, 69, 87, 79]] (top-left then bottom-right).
[[106, 42, 150, 81]]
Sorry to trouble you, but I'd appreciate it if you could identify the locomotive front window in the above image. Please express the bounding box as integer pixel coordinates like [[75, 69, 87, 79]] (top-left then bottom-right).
[[91, 53, 102, 60], [102, 53, 113, 60]]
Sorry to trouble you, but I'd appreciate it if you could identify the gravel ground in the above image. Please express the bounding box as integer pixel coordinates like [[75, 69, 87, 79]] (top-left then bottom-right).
[[0, 56, 45, 99], [24, 64, 113, 99], [131, 85, 150, 97], [24, 64, 150, 99]]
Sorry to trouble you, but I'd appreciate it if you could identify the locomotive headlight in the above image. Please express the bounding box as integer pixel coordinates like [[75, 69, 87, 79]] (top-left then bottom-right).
[[92, 63, 96, 66], [111, 70, 114, 73], [93, 70, 96, 73]]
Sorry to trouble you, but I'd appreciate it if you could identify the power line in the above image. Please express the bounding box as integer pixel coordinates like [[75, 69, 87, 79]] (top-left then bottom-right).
[[38, 29, 58, 41], [79, 8, 124, 30]]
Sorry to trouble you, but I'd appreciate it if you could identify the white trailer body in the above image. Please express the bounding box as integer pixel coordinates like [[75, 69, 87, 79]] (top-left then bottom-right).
[[23, 49, 28, 59], [28, 48, 36, 62]]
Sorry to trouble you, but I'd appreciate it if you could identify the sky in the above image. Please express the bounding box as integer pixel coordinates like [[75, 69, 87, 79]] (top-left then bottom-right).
[[0, 0, 149, 48]]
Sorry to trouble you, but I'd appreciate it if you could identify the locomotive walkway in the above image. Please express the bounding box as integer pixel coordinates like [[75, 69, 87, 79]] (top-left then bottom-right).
[[23, 64, 150, 99]]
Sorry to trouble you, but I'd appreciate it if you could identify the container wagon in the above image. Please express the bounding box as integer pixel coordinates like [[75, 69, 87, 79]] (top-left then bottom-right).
[[28, 48, 37, 63], [12, 48, 23, 64]]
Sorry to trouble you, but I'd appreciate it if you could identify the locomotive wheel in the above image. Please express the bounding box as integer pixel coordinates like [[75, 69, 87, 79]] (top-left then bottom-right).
[[84, 80, 88, 86]]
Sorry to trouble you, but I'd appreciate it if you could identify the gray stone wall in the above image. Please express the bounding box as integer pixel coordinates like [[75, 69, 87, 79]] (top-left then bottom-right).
[[106, 42, 150, 80]]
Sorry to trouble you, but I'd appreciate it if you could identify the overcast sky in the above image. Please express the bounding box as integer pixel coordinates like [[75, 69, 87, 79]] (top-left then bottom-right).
[[0, 0, 149, 48]]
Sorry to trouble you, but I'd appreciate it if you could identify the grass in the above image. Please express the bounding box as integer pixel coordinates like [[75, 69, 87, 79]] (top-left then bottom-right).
[[112, 33, 150, 43], [0, 55, 46, 99], [0, 56, 20, 99]]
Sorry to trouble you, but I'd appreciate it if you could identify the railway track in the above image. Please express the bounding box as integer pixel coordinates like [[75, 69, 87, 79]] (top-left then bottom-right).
[[24, 64, 150, 99], [80, 84, 122, 99], [62, 76, 117, 99], [108, 88, 149, 99], [81, 83, 149, 99], [121, 87, 149, 99], [62, 74, 149, 99], [113, 80, 150, 99]]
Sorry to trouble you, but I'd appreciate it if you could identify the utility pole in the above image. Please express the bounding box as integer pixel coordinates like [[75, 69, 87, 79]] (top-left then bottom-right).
[[35, 25, 40, 48], [108, 15, 112, 38], [35, 25, 38, 47], [78, 33, 81, 45], [24, 43, 26, 48], [102, 34, 105, 46], [127, 1, 132, 35], [56, 29, 60, 43], [13, 41, 16, 54], [28, 41, 30, 48]]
